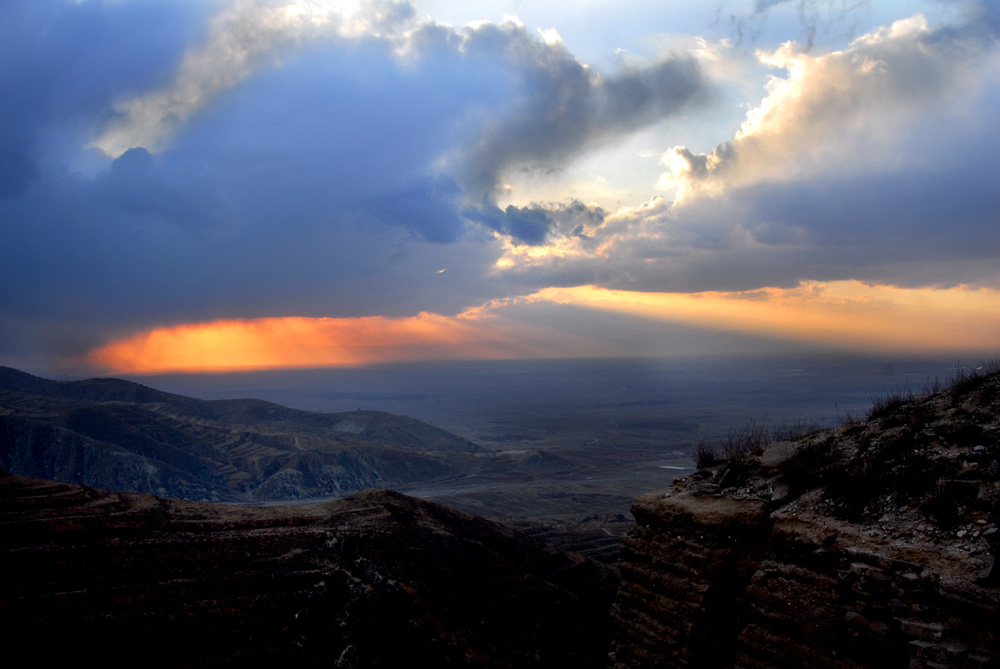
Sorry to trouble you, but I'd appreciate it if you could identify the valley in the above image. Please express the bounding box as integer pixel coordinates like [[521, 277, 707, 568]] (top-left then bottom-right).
[[129, 355, 964, 555], [3, 358, 996, 667], [2, 356, 973, 562]]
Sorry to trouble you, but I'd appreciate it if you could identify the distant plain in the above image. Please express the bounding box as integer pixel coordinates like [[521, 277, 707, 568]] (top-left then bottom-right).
[[130, 354, 971, 544]]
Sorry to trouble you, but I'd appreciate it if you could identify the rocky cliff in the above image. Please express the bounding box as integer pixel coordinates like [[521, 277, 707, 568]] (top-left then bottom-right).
[[0, 471, 618, 667], [612, 368, 999, 668]]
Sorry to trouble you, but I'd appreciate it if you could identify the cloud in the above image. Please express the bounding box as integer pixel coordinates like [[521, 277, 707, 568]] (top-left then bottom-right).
[[724, 0, 872, 50], [89, 3, 707, 198], [358, 175, 466, 243], [464, 203, 552, 245], [1, 0, 710, 367], [446, 18, 706, 198], [660, 13, 998, 200], [0, 0, 208, 197], [1, 2, 997, 373], [86, 292, 854, 375], [462, 198, 608, 248], [93, 147, 225, 232], [527, 281, 1000, 355], [487, 10, 1000, 295], [496, 144, 1000, 297], [92, 0, 419, 157]]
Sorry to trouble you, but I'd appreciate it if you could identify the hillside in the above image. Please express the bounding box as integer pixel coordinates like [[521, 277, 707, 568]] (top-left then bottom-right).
[[612, 366, 1000, 667], [0, 471, 618, 667], [0, 366, 557, 502], [5, 364, 999, 666]]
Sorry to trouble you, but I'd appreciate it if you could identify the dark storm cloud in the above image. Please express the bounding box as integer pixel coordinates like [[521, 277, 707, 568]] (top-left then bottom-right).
[[498, 138, 1000, 297], [464, 204, 553, 245], [3, 1, 995, 373], [3, 0, 708, 369], [360, 175, 466, 243], [0, 0, 711, 371], [673, 162, 1000, 291], [95, 148, 224, 232], [0, 0, 207, 197], [156, 34, 502, 238], [463, 199, 607, 246], [0, 157, 503, 366], [452, 21, 706, 197], [0, 1, 507, 366]]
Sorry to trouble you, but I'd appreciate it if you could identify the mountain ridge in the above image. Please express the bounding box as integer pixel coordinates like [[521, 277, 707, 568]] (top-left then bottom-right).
[[0, 366, 539, 502]]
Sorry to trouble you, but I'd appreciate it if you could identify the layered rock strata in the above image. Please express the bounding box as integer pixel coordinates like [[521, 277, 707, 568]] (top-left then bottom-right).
[[613, 370, 1000, 668], [0, 471, 618, 667]]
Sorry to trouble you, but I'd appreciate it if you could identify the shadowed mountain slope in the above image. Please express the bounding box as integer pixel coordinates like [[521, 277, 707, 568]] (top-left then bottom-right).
[[0, 366, 546, 502], [0, 365, 217, 415], [0, 472, 618, 667]]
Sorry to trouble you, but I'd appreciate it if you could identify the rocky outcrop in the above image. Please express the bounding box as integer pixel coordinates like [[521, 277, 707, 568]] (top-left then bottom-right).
[[0, 471, 618, 667], [613, 368, 1000, 668]]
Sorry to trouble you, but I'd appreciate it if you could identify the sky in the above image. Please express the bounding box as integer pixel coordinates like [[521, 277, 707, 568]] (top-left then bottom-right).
[[2, 0, 998, 375]]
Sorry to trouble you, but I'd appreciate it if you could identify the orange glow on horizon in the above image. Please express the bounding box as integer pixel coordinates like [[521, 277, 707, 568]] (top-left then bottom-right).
[[86, 281, 999, 374], [88, 313, 524, 374], [536, 281, 1000, 353]]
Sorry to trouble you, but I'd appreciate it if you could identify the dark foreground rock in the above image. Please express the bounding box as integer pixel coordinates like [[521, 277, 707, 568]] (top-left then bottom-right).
[[612, 369, 1000, 668], [0, 472, 618, 667]]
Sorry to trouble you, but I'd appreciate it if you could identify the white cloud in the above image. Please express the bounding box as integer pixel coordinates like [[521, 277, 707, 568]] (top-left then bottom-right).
[[488, 10, 1000, 293], [658, 13, 997, 202], [90, 0, 706, 208], [92, 0, 418, 157], [537, 27, 562, 46]]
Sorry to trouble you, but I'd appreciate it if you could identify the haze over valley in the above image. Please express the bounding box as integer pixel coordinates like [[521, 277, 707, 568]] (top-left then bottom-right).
[[4, 358, 999, 666], [61, 354, 986, 553]]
